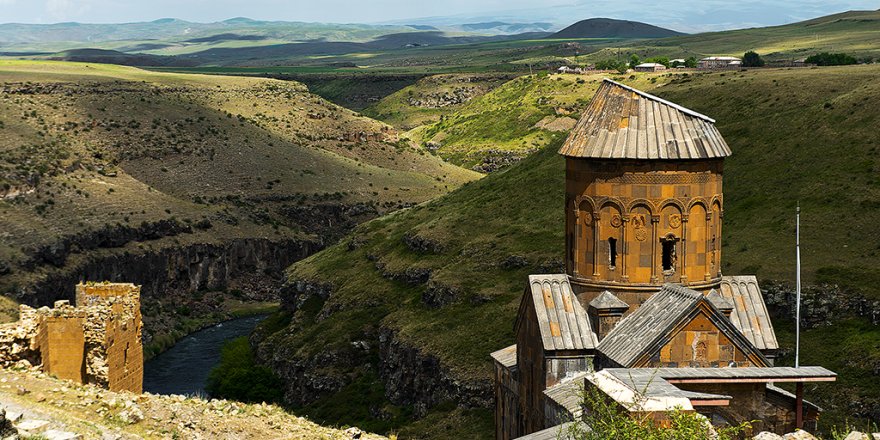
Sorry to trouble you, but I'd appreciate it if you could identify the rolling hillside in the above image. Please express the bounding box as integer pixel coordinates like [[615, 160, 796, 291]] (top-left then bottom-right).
[[254, 65, 880, 437], [0, 60, 478, 353], [405, 73, 663, 169], [581, 9, 880, 62], [550, 17, 685, 39], [361, 73, 516, 130]]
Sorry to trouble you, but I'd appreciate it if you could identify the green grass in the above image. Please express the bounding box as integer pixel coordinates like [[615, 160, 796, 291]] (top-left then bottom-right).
[[257, 65, 880, 436], [605, 10, 880, 62], [774, 318, 880, 432], [407, 72, 672, 167], [362, 73, 514, 130]]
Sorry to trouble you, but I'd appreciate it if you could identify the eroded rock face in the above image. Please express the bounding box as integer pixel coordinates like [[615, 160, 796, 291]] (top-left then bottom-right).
[[377, 328, 490, 417], [762, 281, 880, 327], [258, 278, 491, 417], [15, 238, 316, 308]]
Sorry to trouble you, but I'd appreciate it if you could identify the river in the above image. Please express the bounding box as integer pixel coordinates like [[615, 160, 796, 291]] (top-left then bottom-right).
[[143, 315, 267, 396]]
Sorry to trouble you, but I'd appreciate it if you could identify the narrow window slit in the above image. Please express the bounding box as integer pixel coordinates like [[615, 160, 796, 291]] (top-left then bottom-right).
[[608, 237, 618, 268]]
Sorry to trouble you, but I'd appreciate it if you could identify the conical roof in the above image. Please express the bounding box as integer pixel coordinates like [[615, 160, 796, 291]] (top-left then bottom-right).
[[559, 79, 732, 160]]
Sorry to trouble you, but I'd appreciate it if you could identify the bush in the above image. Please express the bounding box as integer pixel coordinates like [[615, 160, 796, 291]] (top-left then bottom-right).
[[596, 59, 628, 74], [205, 336, 284, 404], [564, 381, 749, 439], [805, 52, 858, 66], [743, 51, 765, 67]]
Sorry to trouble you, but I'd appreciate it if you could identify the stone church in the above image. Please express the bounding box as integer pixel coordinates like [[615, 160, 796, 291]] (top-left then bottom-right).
[[490, 79, 836, 439]]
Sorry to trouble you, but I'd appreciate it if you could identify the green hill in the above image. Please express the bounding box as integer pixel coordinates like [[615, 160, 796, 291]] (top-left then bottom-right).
[[581, 10, 880, 62], [0, 60, 478, 352], [254, 65, 880, 437], [550, 18, 685, 39]]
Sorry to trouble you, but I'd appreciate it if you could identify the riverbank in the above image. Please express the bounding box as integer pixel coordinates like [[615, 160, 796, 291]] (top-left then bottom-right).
[[143, 299, 279, 359], [145, 314, 271, 396]]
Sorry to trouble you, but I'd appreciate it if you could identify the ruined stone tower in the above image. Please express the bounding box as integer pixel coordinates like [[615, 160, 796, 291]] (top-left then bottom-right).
[[0, 282, 143, 393], [560, 79, 730, 308]]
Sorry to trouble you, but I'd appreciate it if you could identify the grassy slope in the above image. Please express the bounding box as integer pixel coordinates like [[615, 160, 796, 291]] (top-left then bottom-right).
[[407, 73, 663, 167], [583, 10, 880, 62], [0, 61, 478, 316], [362, 73, 514, 130], [264, 65, 880, 436]]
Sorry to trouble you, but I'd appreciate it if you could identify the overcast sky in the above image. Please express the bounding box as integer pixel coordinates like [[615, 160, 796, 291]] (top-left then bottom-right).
[[0, 0, 877, 30]]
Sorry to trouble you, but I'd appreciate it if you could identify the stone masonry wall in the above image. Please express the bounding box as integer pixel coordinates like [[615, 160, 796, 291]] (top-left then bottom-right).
[[0, 282, 143, 393]]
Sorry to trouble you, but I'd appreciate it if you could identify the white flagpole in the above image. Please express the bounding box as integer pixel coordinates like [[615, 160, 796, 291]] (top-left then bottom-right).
[[795, 203, 801, 369]]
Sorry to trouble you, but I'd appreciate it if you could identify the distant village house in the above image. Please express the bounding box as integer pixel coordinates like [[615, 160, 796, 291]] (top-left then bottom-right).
[[699, 56, 742, 69], [634, 62, 667, 72]]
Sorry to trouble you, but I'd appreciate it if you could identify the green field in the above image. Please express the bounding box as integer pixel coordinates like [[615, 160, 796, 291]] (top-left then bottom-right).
[[253, 65, 880, 437]]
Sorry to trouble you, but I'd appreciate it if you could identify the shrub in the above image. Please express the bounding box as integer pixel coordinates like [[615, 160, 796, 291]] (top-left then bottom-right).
[[805, 52, 858, 66], [565, 380, 750, 439], [743, 51, 765, 67], [205, 336, 284, 404]]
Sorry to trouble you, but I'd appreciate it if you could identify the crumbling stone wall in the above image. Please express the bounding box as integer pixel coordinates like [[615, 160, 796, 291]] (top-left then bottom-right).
[[0, 282, 143, 393]]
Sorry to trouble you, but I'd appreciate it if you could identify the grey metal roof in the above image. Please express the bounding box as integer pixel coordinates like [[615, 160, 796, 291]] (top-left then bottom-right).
[[544, 372, 590, 416], [527, 274, 598, 351], [602, 369, 731, 401], [598, 284, 702, 366], [513, 422, 578, 440], [588, 290, 630, 311], [490, 344, 517, 368], [706, 289, 734, 312], [559, 79, 732, 160], [719, 276, 779, 351], [641, 366, 836, 381], [766, 384, 822, 411], [597, 284, 768, 367]]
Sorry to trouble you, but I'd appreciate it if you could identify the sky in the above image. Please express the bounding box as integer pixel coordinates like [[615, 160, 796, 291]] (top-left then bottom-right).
[[0, 0, 877, 31]]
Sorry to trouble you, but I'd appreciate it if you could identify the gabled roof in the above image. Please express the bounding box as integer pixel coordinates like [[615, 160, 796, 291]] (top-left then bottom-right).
[[597, 284, 768, 367], [516, 274, 598, 351], [719, 276, 779, 351], [559, 79, 731, 160], [588, 290, 629, 311]]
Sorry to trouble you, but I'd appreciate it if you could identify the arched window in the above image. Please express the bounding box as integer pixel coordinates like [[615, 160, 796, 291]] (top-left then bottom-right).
[[608, 237, 618, 268], [661, 234, 678, 273]]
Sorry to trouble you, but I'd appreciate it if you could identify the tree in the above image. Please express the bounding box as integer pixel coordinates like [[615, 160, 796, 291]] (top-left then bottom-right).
[[805, 52, 858, 66], [684, 56, 698, 68], [596, 59, 628, 73], [629, 54, 641, 69], [743, 51, 765, 67]]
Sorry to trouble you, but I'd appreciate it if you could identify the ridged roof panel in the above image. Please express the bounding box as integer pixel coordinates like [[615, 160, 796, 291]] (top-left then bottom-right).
[[559, 79, 732, 160], [527, 274, 599, 351], [719, 276, 779, 351]]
